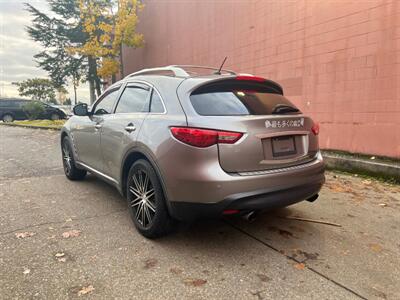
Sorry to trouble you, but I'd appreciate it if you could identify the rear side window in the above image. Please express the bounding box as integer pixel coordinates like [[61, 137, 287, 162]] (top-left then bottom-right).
[[190, 82, 300, 116], [115, 85, 150, 113], [150, 90, 165, 113]]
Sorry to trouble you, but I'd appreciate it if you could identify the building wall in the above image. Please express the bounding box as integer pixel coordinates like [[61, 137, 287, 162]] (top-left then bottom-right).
[[123, 0, 400, 158]]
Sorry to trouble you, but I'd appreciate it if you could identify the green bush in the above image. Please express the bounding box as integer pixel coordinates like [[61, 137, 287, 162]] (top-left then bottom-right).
[[22, 101, 45, 120]]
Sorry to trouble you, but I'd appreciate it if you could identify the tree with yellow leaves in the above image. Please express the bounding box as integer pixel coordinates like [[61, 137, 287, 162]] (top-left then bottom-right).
[[73, 0, 144, 91]]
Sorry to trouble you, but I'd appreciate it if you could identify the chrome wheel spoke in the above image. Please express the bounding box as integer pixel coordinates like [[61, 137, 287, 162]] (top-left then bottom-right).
[[141, 202, 146, 226], [129, 186, 141, 198], [143, 174, 149, 193], [144, 205, 152, 226], [130, 196, 141, 206], [146, 200, 156, 213], [135, 203, 143, 221], [146, 188, 155, 199], [132, 174, 142, 193]]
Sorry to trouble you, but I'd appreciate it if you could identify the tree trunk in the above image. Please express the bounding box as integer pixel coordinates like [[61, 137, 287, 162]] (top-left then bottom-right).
[[119, 44, 124, 79], [95, 77, 101, 97], [111, 74, 116, 84], [88, 56, 97, 104], [73, 82, 77, 106]]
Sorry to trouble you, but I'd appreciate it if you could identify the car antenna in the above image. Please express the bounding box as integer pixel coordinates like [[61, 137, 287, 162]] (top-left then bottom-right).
[[214, 56, 228, 75]]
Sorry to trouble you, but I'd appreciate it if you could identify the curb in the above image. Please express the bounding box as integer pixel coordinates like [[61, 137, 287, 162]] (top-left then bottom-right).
[[0, 123, 61, 131], [322, 152, 400, 183]]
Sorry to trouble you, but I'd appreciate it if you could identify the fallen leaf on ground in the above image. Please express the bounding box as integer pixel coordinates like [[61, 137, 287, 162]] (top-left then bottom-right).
[[55, 252, 67, 261], [170, 267, 183, 275], [15, 232, 36, 239], [256, 273, 271, 282], [23, 268, 30, 275], [143, 258, 158, 269], [369, 243, 383, 253], [62, 230, 81, 238], [78, 285, 94, 296], [183, 278, 207, 287], [294, 263, 305, 270]]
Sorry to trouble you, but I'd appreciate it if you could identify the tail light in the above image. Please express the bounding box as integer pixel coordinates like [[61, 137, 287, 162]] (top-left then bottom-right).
[[311, 122, 320, 135], [170, 127, 243, 148], [236, 75, 266, 82]]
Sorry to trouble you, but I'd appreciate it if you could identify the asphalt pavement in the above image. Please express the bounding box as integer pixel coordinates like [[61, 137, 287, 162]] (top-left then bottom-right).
[[0, 126, 399, 299]]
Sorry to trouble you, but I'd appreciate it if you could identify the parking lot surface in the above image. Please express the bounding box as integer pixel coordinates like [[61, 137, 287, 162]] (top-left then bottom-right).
[[0, 126, 399, 299]]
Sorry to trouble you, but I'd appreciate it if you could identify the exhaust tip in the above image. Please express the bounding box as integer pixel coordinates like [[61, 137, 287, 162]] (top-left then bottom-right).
[[306, 194, 319, 202], [242, 210, 258, 222]]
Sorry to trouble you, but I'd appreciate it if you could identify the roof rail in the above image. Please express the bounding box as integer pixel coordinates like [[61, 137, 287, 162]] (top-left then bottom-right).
[[125, 66, 189, 78], [125, 65, 236, 79]]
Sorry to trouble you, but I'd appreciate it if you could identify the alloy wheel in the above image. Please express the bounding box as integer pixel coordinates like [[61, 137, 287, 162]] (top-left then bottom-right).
[[3, 115, 13, 122], [129, 169, 156, 228], [51, 113, 60, 120], [62, 142, 72, 174]]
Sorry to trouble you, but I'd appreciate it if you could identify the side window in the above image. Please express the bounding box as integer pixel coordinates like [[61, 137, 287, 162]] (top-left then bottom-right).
[[115, 85, 150, 113], [93, 89, 120, 115], [9, 101, 19, 108], [150, 90, 165, 113]]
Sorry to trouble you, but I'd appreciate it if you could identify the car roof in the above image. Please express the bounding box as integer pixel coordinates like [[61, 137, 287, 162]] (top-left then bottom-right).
[[104, 65, 283, 97]]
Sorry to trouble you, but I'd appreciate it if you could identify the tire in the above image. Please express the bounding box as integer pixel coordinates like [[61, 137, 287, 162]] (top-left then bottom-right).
[[61, 136, 87, 180], [126, 159, 175, 238], [51, 113, 60, 121], [2, 114, 14, 122]]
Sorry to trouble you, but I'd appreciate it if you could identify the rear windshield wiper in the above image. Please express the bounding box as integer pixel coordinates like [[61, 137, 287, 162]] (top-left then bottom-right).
[[272, 104, 300, 114]]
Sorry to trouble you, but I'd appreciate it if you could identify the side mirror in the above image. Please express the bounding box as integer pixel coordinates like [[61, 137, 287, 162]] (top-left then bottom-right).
[[73, 103, 89, 116]]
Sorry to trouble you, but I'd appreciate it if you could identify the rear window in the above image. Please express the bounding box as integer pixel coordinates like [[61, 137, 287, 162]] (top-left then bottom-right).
[[190, 82, 300, 116]]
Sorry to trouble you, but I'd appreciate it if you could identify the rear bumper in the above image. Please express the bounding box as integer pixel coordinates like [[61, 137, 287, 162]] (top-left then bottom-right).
[[166, 152, 325, 221], [169, 180, 323, 221]]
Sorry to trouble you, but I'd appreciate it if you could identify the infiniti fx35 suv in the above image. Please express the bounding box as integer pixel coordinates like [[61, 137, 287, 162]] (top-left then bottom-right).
[[61, 65, 325, 238]]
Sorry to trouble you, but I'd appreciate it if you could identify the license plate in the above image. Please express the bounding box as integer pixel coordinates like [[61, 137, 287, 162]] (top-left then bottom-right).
[[272, 136, 296, 157]]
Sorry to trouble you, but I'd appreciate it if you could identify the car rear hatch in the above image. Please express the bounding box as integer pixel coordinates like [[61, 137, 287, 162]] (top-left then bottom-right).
[[178, 76, 319, 173]]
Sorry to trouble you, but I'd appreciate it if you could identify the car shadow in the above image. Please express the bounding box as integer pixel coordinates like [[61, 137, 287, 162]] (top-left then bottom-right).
[[79, 175, 320, 257]]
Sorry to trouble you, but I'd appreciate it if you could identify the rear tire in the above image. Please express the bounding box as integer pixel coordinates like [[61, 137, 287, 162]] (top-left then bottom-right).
[[61, 136, 87, 180], [2, 114, 13, 122], [126, 159, 175, 238]]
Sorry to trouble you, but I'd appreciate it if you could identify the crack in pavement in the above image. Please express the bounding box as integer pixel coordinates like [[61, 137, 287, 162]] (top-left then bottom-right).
[[226, 221, 367, 300], [0, 208, 127, 236]]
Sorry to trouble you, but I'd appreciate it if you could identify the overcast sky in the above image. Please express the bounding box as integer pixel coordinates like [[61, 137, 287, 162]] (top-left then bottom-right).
[[0, 0, 90, 102]]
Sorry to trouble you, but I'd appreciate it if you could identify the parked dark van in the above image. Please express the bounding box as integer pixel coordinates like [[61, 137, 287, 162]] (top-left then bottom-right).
[[0, 98, 66, 122]]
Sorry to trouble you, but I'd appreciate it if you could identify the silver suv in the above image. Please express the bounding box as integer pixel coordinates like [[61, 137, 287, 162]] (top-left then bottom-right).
[[61, 66, 325, 238]]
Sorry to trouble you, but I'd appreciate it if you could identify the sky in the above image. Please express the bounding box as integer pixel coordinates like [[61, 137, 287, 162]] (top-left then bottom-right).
[[0, 0, 90, 103]]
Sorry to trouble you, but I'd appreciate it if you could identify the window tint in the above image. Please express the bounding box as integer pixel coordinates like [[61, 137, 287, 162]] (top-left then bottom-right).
[[115, 85, 150, 113], [150, 90, 164, 113], [93, 89, 120, 115], [190, 85, 300, 116]]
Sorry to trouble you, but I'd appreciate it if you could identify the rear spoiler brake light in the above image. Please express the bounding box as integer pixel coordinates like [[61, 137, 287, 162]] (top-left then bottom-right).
[[236, 75, 266, 82]]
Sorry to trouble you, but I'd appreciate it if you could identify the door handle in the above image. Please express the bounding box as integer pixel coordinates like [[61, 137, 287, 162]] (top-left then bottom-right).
[[125, 123, 136, 133], [94, 124, 102, 129]]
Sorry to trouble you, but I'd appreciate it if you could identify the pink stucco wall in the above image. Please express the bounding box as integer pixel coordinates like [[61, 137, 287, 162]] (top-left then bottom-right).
[[123, 0, 400, 158]]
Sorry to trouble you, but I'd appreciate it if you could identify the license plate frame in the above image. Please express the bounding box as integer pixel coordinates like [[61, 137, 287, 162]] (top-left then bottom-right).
[[271, 136, 297, 157]]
